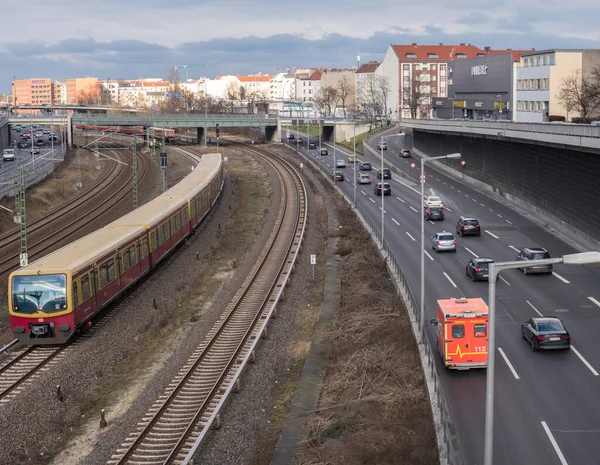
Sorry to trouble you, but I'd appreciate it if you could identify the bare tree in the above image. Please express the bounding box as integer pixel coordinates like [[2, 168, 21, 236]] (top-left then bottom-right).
[[336, 75, 354, 118], [403, 73, 429, 119], [557, 69, 600, 120], [376, 75, 391, 122], [75, 82, 102, 105], [312, 95, 325, 117], [319, 86, 338, 116], [358, 74, 390, 127], [225, 81, 242, 113]]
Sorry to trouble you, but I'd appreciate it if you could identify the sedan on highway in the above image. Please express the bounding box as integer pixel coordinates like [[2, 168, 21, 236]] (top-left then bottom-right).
[[465, 257, 494, 281], [332, 170, 344, 181], [374, 182, 391, 196], [424, 206, 444, 221], [431, 232, 457, 253], [377, 168, 391, 179], [360, 162, 372, 171], [357, 173, 372, 184], [521, 317, 570, 351], [400, 149, 412, 158], [30, 147, 40, 155], [308, 142, 316, 149], [516, 247, 553, 274], [335, 159, 347, 168], [377, 141, 388, 150], [320, 148, 328, 156], [347, 155, 358, 163], [456, 216, 481, 236], [424, 195, 443, 208]]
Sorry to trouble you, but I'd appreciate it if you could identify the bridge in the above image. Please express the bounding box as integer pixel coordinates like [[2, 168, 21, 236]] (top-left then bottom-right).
[[0, 104, 141, 113]]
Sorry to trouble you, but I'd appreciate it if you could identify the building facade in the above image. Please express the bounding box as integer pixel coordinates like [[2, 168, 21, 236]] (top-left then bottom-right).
[[66, 77, 100, 104], [12, 78, 52, 106], [51, 81, 66, 104], [355, 61, 380, 111]]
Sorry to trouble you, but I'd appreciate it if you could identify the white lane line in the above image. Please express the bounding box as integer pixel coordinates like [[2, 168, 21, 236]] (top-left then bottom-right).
[[443, 272, 458, 288], [464, 247, 479, 258], [498, 347, 520, 380], [424, 250, 434, 261], [506, 220, 512, 224], [499, 275, 511, 286], [465, 194, 470, 198], [406, 232, 416, 241], [379, 207, 388, 214], [509, 245, 520, 252], [587, 296, 600, 308], [571, 345, 600, 376], [392, 218, 400, 226], [472, 198, 478, 202], [443, 181, 448, 185], [485, 230, 499, 239], [457, 189, 462, 193], [369, 198, 375, 204], [396, 196, 405, 203], [480, 203, 486, 207], [541, 421, 569, 465], [409, 206, 418, 212], [361, 190, 367, 196], [489, 208, 494, 212], [497, 213, 503, 218], [429, 220, 435, 225], [526, 300, 544, 317], [444, 206, 452, 212], [552, 272, 570, 284], [451, 186, 456, 190]]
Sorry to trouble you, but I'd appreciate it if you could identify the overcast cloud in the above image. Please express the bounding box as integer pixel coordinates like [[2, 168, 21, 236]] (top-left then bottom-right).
[[1, 0, 600, 91]]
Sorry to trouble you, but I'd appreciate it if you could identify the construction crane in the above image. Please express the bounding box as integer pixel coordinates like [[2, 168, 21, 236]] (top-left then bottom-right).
[[174, 63, 219, 81], [276, 65, 342, 74]]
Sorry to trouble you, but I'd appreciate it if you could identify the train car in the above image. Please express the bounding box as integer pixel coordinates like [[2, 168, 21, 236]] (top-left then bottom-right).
[[8, 153, 224, 345]]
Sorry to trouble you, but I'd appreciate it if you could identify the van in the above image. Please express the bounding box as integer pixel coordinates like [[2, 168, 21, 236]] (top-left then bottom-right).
[[2, 148, 15, 162], [435, 298, 488, 369]]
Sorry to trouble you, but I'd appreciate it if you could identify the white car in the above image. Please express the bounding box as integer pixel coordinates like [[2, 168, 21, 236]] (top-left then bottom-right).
[[377, 141, 388, 150], [335, 159, 347, 168], [424, 195, 443, 208], [357, 173, 372, 184], [2, 148, 15, 161]]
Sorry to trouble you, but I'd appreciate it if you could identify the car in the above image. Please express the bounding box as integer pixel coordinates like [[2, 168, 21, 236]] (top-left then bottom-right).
[[359, 161, 372, 171], [36, 139, 45, 146], [400, 149, 412, 158], [19, 140, 29, 148], [377, 168, 391, 179], [287, 133, 295, 140], [357, 173, 372, 184], [297, 137, 304, 143], [335, 159, 346, 168], [424, 206, 444, 221], [456, 216, 481, 236], [21, 133, 30, 139], [34, 131, 43, 137], [431, 232, 457, 253], [424, 195, 443, 208], [374, 182, 391, 196], [515, 247, 553, 274], [465, 257, 494, 281], [2, 148, 15, 161], [377, 141, 388, 150], [43, 130, 50, 134], [320, 148, 328, 156], [332, 170, 344, 181], [521, 317, 570, 351], [308, 142, 316, 149], [347, 155, 358, 163], [30, 147, 40, 154]]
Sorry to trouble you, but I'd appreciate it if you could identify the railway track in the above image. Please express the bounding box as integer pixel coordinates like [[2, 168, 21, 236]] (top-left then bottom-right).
[[108, 146, 307, 465], [0, 145, 149, 275]]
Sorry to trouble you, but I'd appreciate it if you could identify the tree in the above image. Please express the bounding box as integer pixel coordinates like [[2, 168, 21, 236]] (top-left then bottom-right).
[[336, 75, 354, 118], [319, 86, 338, 116], [76, 82, 102, 105], [403, 73, 429, 119], [358, 74, 390, 128], [557, 68, 600, 120], [225, 81, 242, 113]]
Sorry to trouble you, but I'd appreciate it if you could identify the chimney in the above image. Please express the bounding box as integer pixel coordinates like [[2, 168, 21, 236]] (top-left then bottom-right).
[[532, 48, 536, 51], [484, 46, 491, 52], [439, 43, 443, 46], [460, 43, 465, 46], [507, 48, 512, 51], [412, 42, 417, 46]]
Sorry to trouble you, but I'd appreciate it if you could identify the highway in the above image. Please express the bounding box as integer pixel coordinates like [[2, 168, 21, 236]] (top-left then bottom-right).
[[283, 129, 600, 465]]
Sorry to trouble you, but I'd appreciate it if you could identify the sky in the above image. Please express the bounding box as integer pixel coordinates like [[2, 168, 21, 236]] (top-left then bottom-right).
[[2, 0, 600, 92]]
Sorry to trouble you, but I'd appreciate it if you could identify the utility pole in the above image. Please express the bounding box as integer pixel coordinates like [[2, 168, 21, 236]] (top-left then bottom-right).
[[160, 136, 167, 192], [132, 136, 138, 209], [18, 166, 28, 267], [13, 140, 19, 215]]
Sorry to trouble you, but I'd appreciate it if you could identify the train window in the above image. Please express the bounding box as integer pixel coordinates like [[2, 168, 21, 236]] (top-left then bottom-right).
[[81, 274, 91, 301], [141, 236, 149, 258], [190, 199, 196, 219], [182, 208, 188, 225], [129, 245, 137, 266], [170, 216, 177, 233], [123, 249, 131, 270], [100, 264, 109, 288], [107, 258, 115, 282], [73, 281, 79, 307], [158, 223, 165, 244], [150, 230, 157, 252]]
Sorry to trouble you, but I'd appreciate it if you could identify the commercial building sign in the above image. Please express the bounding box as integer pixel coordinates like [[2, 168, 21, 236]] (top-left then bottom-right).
[[474, 102, 483, 108], [494, 101, 505, 109], [471, 65, 488, 76], [453, 100, 466, 108]]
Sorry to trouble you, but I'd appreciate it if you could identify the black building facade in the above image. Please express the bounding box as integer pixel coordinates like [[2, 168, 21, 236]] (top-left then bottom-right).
[[432, 52, 516, 120]]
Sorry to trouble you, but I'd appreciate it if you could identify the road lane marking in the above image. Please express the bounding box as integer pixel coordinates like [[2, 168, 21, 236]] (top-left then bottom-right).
[[457, 189, 462, 193], [379, 207, 388, 214], [406, 232, 416, 241], [396, 196, 405, 203], [509, 245, 520, 252], [443, 182, 448, 185], [499, 275, 511, 286], [506, 220, 512, 224], [369, 198, 375, 203], [444, 206, 452, 212], [361, 190, 366, 195], [552, 272, 570, 284], [541, 421, 569, 465], [497, 213, 503, 218], [498, 347, 520, 379], [409, 206, 418, 212], [587, 296, 600, 308], [571, 345, 599, 376], [526, 300, 544, 317], [429, 220, 435, 225], [451, 186, 455, 189], [464, 247, 479, 258], [480, 203, 486, 207], [472, 198, 477, 202], [392, 218, 400, 226], [443, 272, 458, 288], [485, 230, 499, 239], [424, 250, 434, 261], [489, 208, 494, 212]]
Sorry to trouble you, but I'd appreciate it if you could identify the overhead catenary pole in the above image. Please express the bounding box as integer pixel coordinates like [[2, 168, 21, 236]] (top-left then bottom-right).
[[353, 124, 356, 207], [18, 166, 28, 266], [13, 140, 19, 219], [380, 136, 385, 247], [132, 136, 138, 209], [161, 135, 167, 192]]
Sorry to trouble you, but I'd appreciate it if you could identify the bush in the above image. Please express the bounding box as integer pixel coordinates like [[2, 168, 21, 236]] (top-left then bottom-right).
[[549, 115, 566, 122], [571, 117, 592, 124]]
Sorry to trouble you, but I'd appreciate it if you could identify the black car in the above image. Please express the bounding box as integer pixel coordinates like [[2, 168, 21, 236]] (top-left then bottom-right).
[[19, 140, 29, 148], [36, 139, 45, 146], [425, 206, 444, 221], [297, 137, 304, 144], [359, 161, 372, 171], [332, 170, 344, 181], [288, 133, 295, 140], [320, 148, 328, 156], [521, 317, 570, 351], [465, 257, 494, 281], [516, 247, 553, 274], [377, 168, 391, 179], [374, 182, 391, 196], [308, 142, 316, 149], [456, 216, 481, 236], [400, 149, 412, 158]]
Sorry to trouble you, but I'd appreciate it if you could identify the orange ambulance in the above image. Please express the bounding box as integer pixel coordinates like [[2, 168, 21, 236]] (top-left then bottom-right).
[[436, 298, 489, 370]]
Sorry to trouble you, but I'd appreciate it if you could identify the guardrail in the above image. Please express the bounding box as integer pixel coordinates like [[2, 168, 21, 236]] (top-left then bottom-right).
[[73, 113, 274, 121]]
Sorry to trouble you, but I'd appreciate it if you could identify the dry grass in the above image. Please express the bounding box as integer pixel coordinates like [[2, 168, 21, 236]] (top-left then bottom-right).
[[296, 204, 438, 465]]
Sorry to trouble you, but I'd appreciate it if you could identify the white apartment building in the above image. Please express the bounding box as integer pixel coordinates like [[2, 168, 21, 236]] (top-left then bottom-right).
[[269, 73, 296, 101], [355, 61, 380, 110], [295, 70, 322, 102]]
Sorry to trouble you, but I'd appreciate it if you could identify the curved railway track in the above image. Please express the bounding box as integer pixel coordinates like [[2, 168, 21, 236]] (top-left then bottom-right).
[[109, 146, 307, 465], [0, 145, 149, 275]]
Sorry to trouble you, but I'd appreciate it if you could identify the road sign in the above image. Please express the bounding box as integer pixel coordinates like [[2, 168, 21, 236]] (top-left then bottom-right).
[[160, 152, 167, 167], [420, 173, 426, 184], [175, 93, 182, 99], [164, 92, 172, 98], [20, 253, 28, 267], [310, 254, 316, 265]]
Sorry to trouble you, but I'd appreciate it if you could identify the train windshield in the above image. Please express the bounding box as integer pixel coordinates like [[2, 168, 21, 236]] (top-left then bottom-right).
[[12, 274, 67, 314]]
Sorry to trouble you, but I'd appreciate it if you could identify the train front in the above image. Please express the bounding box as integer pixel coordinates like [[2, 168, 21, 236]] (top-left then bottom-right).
[[8, 270, 75, 344]]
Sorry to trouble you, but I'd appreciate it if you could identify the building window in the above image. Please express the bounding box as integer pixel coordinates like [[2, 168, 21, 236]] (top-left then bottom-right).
[[550, 54, 555, 65], [406, 53, 417, 58], [456, 53, 467, 59], [427, 53, 439, 58], [403, 64, 409, 71], [543, 55, 548, 65], [517, 80, 522, 90]]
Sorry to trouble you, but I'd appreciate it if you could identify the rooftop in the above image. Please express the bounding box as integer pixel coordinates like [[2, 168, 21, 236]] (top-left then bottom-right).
[[391, 43, 513, 61], [356, 61, 380, 73]]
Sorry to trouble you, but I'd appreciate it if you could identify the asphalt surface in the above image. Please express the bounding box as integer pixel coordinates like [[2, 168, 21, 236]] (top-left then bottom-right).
[[283, 130, 600, 465]]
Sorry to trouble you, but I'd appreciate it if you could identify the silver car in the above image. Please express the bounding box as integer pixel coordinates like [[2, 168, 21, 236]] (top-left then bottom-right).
[[431, 232, 457, 253]]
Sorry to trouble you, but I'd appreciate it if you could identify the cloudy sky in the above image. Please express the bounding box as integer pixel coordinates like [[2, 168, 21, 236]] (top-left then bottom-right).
[[2, 0, 600, 91]]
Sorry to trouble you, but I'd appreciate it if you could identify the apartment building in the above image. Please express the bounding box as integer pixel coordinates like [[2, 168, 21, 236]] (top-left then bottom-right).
[[355, 61, 380, 110], [51, 81, 67, 104], [269, 73, 296, 101], [295, 70, 322, 102], [66, 77, 100, 104], [515, 49, 600, 122], [12, 78, 52, 106]]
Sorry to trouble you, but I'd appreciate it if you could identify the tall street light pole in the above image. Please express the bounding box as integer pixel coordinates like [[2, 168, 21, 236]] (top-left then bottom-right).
[[380, 136, 385, 246], [483, 251, 600, 465], [353, 124, 356, 208], [420, 152, 461, 333]]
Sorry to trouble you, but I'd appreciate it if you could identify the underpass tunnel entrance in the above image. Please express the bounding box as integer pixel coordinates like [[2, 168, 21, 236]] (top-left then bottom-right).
[[265, 125, 280, 143], [321, 125, 334, 142], [196, 127, 205, 145]]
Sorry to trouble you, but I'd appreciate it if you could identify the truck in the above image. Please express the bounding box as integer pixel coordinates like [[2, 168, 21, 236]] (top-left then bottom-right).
[[435, 297, 489, 370]]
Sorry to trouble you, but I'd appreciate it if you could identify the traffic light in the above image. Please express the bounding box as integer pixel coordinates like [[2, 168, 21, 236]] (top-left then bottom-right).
[[215, 123, 220, 138]]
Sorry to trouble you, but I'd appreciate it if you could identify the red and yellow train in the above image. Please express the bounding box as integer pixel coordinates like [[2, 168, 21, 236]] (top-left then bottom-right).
[[75, 125, 176, 140], [8, 153, 223, 345]]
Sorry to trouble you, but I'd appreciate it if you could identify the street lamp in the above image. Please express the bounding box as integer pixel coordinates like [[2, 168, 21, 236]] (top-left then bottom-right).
[[353, 124, 356, 207], [379, 136, 385, 245], [419, 153, 461, 334], [484, 251, 600, 465]]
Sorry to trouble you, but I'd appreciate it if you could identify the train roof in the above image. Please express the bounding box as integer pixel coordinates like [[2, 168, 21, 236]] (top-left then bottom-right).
[[158, 153, 222, 200], [106, 196, 188, 229], [11, 225, 145, 276]]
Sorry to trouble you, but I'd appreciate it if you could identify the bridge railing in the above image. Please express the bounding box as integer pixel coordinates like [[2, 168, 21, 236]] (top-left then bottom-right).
[[72, 113, 275, 121]]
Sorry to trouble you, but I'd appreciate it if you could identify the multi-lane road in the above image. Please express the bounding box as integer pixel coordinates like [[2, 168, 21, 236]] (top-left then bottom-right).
[[284, 128, 600, 465]]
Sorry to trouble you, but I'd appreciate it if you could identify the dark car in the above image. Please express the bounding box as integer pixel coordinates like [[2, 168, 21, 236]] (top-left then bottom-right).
[[320, 148, 328, 156], [19, 140, 29, 148], [308, 142, 316, 149], [374, 182, 391, 196], [521, 317, 570, 351], [456, 216, 481, 236], [400, 149, 412, 158], [425, 206, 444, 221], [359, 161, 372, 171], [297, 137, 304, 143], [36, 139, 45, 146], [332, 170, 344, 181], [377, 168, 391, 179], [287, 133, 295, 140], [516, 247, 553, 274], [465, 257, 494, 281]]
